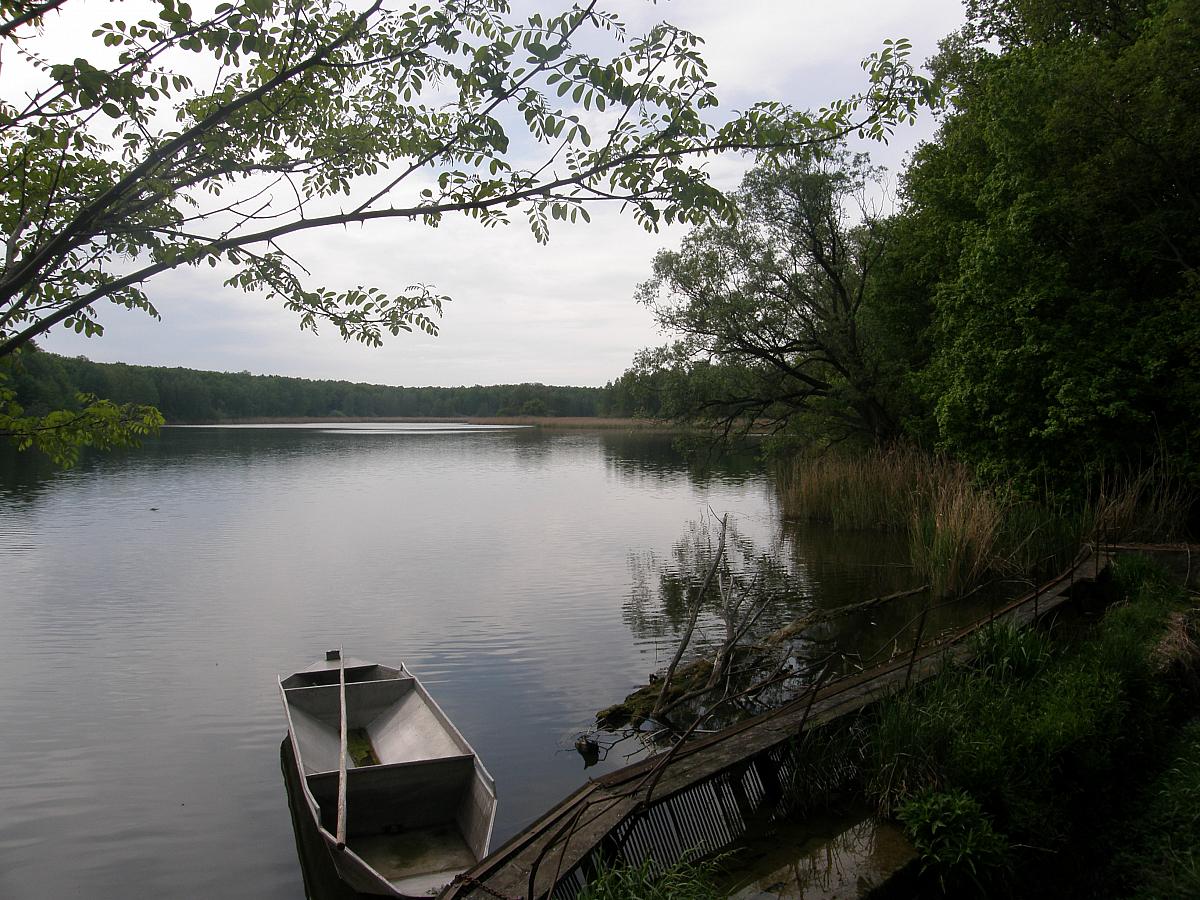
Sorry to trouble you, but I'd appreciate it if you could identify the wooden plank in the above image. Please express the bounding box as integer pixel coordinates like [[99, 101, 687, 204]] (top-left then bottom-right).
[[445, 550, 1108, 900], [336, 649, 348, 851]]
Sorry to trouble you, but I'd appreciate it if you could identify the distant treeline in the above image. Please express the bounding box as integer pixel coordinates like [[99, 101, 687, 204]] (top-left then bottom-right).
[[7, 350, 625, 421]]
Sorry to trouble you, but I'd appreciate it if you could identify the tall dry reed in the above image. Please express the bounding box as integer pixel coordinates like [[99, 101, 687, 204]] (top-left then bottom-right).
[[1086, 462, 1192, 543], [778, 445, 931, 530], [778, 446, 1191, 597], [780, 447, 1005, 595], [909, 469, 1004, 597]]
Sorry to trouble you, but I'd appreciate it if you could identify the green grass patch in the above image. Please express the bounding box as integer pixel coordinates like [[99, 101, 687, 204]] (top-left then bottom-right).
[[1110, 717, 1200, 899], [577, 855, 725, 900], [859, 556, 1193, 895]]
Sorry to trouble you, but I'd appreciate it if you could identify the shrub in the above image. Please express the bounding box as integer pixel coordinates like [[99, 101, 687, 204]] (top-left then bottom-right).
[[1117, 719, 1200, 899], [897, 788, 1010, 893], [866, 555, 1189, 894]]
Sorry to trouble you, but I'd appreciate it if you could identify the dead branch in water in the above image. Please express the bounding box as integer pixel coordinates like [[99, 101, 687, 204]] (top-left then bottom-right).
[[764, 582, 930, 645], [651, 513, 728, 721]]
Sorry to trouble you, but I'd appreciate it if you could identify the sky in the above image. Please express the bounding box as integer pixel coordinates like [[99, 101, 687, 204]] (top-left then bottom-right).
[[37, 0, 967, 388]]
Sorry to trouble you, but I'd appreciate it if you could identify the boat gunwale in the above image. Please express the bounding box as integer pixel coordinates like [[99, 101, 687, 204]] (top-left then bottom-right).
[[281, 673, 414, 695], [281, 662, 405, 688]]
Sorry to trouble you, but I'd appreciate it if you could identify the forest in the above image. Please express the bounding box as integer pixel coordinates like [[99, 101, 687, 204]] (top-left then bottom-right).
[[5, 349, 610, 421], [611, 0, 1200, 503]]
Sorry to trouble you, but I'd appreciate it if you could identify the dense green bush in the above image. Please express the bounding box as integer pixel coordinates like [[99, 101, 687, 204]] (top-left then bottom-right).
[[1113, 718, 1200, 899], [896, 788, 1010, 893]]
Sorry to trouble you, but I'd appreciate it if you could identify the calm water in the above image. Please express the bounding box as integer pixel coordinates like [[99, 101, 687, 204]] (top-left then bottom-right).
[[0, 425, 918, 899]]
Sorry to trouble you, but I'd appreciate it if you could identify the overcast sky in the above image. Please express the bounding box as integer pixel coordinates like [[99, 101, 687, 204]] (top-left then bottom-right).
[[38, 0, 967, 388]]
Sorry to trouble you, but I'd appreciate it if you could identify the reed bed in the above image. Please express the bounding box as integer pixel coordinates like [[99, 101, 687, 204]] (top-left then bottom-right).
[[778, 447, 1008, 595], [909, 470, 1005, 597], [776, 445, 931, 531], [778, 447, 1190, 597]]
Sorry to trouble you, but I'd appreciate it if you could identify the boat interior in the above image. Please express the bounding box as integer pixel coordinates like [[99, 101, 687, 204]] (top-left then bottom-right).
[[281, 660, 496, 896]]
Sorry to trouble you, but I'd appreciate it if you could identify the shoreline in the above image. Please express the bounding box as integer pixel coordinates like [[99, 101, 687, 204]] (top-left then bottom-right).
[[164, 415, 680, 430]]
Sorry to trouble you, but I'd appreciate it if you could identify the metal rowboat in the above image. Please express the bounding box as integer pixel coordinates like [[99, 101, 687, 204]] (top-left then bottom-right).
[[279, 651, 497, 898]]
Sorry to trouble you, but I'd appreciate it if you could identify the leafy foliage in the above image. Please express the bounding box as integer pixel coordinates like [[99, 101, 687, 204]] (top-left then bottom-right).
[[576, 855, 724, 900], [0, 365, 162, 466], [896, 788, 1010, 893], [633, 146, 913, 444], [619, 0, 1200, 507], [0, 0, 937, 347], [907, 0, 1200, 488], [0, 0, 936, 462]]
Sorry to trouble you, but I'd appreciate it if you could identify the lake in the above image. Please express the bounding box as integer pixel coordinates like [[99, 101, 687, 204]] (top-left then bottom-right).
[[0, 424, 919, 899]]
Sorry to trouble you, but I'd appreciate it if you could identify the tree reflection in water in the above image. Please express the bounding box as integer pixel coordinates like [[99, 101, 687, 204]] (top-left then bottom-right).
[[580, 513, 930, 761]]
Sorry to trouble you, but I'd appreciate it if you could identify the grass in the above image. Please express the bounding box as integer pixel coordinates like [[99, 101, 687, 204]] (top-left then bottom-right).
[[1111, 717, 1200, 899], [777, 445, 933, 531], [777, 447, 1025, 595], [908, 471, 1005, 597], [576, 855, 725, 900], [861, 556, 1195, 895]]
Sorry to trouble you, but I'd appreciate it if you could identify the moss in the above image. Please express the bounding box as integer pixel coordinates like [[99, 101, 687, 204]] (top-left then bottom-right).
[[347, 728, 379, 767], [596, 659, 713, 730]]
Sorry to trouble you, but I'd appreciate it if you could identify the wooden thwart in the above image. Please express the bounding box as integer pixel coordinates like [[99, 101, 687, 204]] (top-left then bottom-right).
[[336, 649, 348, 851], [443, 548, 1110, 900]]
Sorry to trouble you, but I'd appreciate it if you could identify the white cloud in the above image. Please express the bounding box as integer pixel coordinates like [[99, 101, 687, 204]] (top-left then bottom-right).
[[39, 0, 966, 388]]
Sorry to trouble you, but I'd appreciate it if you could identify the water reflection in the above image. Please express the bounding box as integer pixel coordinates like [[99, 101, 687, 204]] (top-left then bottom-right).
[[281, 741, 365, 900], [600, 508, 1024, 747], [600, 431, 766, 485], [621, 516, 923, 666], [623, 516, 802, 642], [725, 812, 915, 899], [0, 442, 75, 505], [605, 502, 1038, 758]]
